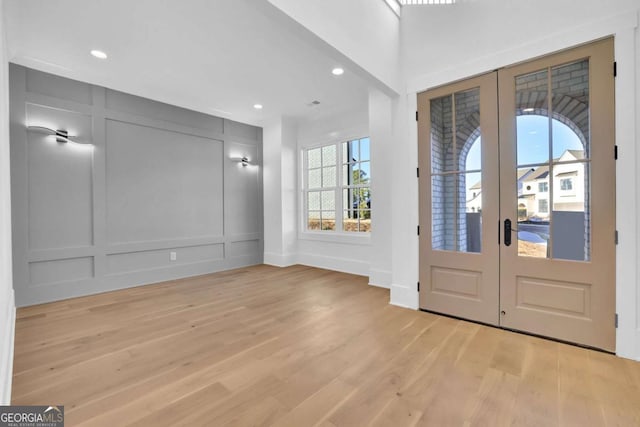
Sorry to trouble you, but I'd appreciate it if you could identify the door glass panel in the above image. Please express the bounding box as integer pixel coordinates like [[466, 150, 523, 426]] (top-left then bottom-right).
[[432, 174, 456, 251], [456, 88, 481, 171], [430, 95, 455, 173], [552, 161, 590, 261], [466, 136, 481, 172], [517, 166, 550, 258], [431, 87, 482, 253], [516, 70, 549, 165], [515, 59, 591, 261], [552, 59, 589, 158], [463, 171, 482, 253]]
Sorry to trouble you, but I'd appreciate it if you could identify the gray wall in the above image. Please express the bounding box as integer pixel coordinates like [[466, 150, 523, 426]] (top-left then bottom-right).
[[9, 64, 263, 307]]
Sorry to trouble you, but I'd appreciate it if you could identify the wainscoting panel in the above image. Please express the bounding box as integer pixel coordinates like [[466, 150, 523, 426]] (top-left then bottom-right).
[[105, 119, 224, 244], [10, 64, 263, 306]]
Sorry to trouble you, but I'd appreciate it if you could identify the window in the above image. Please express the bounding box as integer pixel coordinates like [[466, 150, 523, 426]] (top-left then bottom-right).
[[304, 138, 371, 233], [538, 199, 549, 213], [343, 138, 371, 232], [538, 182, 548, 192], [560, 178, 573, 190]]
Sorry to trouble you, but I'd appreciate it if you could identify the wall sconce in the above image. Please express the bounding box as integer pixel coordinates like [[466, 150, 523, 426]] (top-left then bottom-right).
[[27, 126, 92, 146]]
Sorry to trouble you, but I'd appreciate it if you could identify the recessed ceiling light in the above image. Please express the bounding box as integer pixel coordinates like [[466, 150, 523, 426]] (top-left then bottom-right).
[[253, 104, 263, 110], [332, 68, 344, 76], [523, 107, 535, 112], [90, 50, 108, 59]]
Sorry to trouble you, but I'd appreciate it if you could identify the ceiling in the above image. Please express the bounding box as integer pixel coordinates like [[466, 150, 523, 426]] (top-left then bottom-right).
[[4, 0, 371, 126]]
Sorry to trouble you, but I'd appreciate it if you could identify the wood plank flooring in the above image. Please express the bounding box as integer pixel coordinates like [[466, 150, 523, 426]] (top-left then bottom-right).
[[11, 265, 640, 426]]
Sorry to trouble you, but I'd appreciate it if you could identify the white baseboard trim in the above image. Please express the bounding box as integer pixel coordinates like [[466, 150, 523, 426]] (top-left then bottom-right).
[[263, 252, 297, 268], [368, 268, 391, 289], [1, 288, 15, 405], [296, 252, 369, 277], [615, 325, 635, 360], [390, 283, 419, 310]]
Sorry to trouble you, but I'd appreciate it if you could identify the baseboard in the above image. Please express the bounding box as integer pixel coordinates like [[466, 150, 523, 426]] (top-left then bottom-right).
[[0, 287, 15, 405], [368, 268, 391, 289], [296, 252, 369, 277], [15, 257, 263, 307], [390, 282, 419, 310], [263, 252, 297, 267]]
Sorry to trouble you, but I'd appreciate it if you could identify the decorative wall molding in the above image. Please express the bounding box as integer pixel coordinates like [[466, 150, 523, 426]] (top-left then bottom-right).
[[10, 65, 264, 306]]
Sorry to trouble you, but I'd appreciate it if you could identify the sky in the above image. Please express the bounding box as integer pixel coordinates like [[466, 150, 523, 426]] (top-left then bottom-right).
[[465, 115, 583, 192]]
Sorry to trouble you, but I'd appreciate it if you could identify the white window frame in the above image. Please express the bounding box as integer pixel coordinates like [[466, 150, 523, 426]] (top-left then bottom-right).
[[299, 137, 371, 243]]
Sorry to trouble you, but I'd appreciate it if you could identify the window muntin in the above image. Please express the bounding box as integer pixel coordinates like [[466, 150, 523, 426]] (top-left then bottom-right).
[[304, 138, 371, 233]]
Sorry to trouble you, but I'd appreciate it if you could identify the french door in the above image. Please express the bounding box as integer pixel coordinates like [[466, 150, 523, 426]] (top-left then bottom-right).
[[418, 38, 616, 351]]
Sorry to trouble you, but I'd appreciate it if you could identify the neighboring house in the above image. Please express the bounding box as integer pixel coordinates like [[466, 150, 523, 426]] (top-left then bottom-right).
[[519, 149, 585, 220], [465, 167, 536, 213]]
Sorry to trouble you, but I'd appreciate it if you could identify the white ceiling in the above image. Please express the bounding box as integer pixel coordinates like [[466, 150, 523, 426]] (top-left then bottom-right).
[[4, 0, 371, 126]]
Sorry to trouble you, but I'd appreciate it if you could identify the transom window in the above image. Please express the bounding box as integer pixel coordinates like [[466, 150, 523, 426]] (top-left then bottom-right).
[[304, 138, 371, 233]]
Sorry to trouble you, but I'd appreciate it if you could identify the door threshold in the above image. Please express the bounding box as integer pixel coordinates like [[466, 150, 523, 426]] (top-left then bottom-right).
[[419, 308, 614, 355]]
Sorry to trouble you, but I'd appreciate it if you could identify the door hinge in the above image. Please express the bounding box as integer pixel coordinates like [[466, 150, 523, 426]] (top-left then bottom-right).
[[615, 313, 619, 328], [416, 111, 419, 121], [417, 281, 420, 292], [417, 225, 420, 236], [614, 145, 618, 160], [613, 61, 617, 77], [417, 167, 420, 178], [615, 230, 619, 245]]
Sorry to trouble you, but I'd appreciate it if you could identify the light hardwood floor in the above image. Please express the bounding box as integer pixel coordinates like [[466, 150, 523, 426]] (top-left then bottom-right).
[[11, 265, 640, 426]]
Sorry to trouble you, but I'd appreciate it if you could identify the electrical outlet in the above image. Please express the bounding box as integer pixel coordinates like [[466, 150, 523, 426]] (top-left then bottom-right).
[[170, 251, 177, 261]]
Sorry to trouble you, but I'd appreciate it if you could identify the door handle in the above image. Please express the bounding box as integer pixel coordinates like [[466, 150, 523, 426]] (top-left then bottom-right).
[[504, 219, 512, 246]]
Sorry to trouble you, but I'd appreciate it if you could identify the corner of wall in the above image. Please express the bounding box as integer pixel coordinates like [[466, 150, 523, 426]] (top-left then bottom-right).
[[390, 283, 418, 310], [263, 252, 297, 268]]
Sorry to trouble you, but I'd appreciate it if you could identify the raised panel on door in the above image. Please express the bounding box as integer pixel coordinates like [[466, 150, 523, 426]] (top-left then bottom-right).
[[498, 38, 616, 351], [418, 72, 500, 325]]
